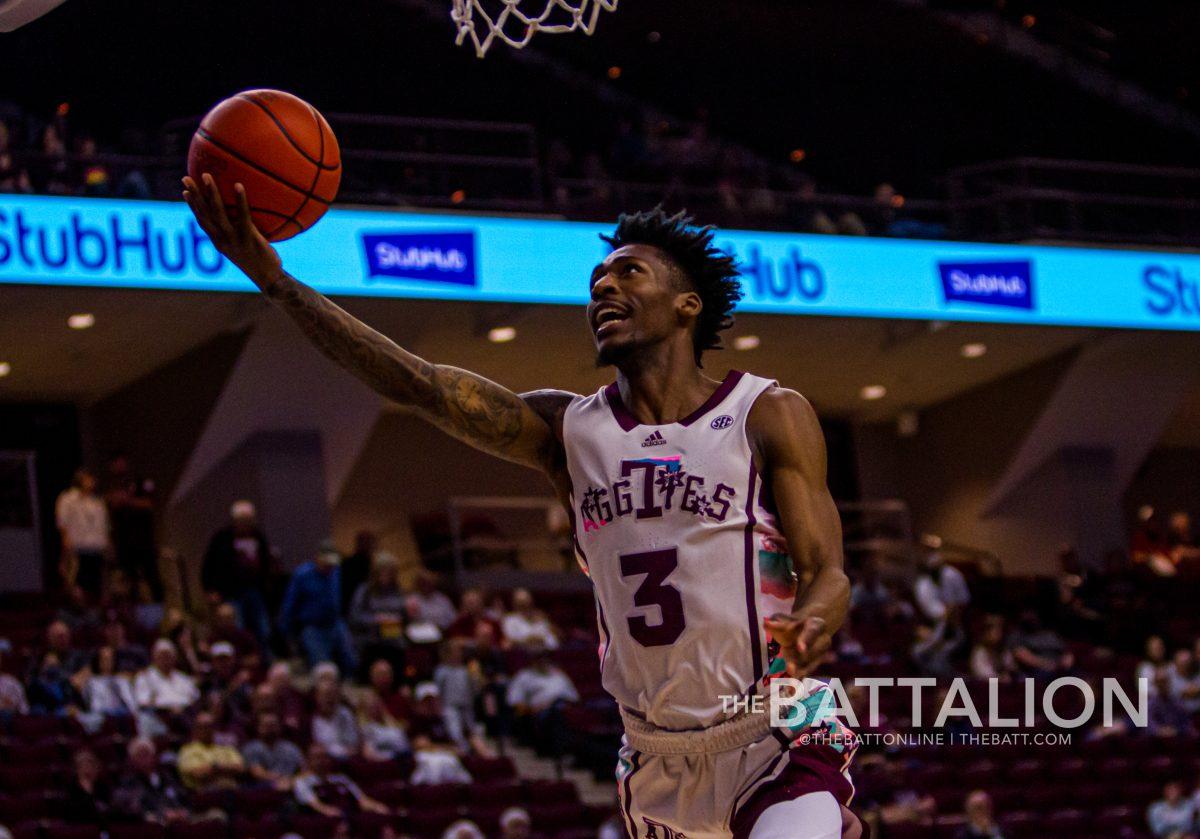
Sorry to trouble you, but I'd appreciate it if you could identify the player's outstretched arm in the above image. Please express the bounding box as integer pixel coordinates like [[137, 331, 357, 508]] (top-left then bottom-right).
[[750, 387, 850, 679], [182, 174, 566, 472]]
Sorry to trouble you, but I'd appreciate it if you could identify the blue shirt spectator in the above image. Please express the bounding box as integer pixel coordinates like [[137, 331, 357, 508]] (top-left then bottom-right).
[[279, 542, 356, 673]]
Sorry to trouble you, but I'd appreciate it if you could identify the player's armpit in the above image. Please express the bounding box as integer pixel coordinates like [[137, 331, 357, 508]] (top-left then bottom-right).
[[261, 272, 569, 472]]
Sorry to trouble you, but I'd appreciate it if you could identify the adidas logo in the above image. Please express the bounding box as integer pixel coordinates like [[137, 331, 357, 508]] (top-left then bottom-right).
[[641, 430, 667, 447]]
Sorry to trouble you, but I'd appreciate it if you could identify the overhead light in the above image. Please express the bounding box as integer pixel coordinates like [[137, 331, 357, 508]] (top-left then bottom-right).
[[647, 31, 661, 43], [960, 342, 988, 359], [68, 313, 95, 330], [789, 148, 807, 163], [860, 385, 887, 401], [488, 326, 517, 343], [0, 362, 9, 378], [449, 189, 466, 204], [607, 66, 622, 80], [733, 335, 760, 351]]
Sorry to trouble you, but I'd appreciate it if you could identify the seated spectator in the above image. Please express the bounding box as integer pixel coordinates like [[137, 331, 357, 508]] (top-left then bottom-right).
[[1148, 670, 1195, 737], [348, 550, 407, 660], [914, 551, 970, 628], [1006, 611, 1072, 678], [79, 645, 138, 732], [1140, 635, 1171, 690], [1170, 650, 1200, 715], [1148, 780, 1197, 838], [311, 678, 360, 760], [40, 618, 89, 675], [0, 648, 28, 714], [968, 616, 1014, 681], [199, 641, 253, 719], [446, 588, 502, 642], [434, 639, 477, 748], [208, 602, 260, 659], [502, 588, 560, 650], [357, 691, 411, 762], [506, 650, 578, 757], [102, 618, 148, 673], [178, 711, 246, 791], [112, 738, 190, 826], [160, 607, 204, 674], [367, 659, 412, 720], [410, 735, 472, 785], [27, 651, 83, 714], [63, 748, 112, 824], [294, 743, 389, 818], [499, 807, 534, 839], [280, 540, 357, 673], [409, 570, 457, 630], [443, 821, 486, 839], [265, 662, 307, 734], [954, 790, 1003, 839], [133, 638, 199, 714], [243, 711, 305, 791]]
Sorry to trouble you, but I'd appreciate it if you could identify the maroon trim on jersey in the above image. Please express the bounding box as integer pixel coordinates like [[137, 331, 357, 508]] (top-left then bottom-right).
[[621, 750, 643, 837], [730, 741, 860, 837], [744, 463, 765, 687], [603, 369, 746, 432]]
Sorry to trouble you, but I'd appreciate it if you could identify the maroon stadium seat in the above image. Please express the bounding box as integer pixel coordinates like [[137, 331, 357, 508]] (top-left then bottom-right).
[[408, 782, 466, 808], [167, 818, 229, 839], [44, 823, 103, 839], [107, 824, 168, 839], [290, 814, 343, 838], [461, 755, 515, 781]]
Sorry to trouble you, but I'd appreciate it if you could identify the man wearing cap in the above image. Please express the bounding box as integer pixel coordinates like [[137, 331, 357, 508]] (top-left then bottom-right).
[[201, 500, 275, 650], [279, 540, 356, 673]]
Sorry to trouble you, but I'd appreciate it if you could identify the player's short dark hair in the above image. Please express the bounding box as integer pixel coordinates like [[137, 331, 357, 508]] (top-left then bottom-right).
[[601, 207, 742, 365]]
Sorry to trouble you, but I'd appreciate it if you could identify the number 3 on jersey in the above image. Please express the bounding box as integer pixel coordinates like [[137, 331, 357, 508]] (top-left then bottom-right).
[[620, 547, 685, 647]]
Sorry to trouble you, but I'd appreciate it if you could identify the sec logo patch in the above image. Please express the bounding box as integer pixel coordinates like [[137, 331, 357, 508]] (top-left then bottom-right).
[[711, 415, 734, 430]]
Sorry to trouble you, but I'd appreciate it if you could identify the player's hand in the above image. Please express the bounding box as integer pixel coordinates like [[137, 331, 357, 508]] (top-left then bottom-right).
[[182, 174, 283, 293], [764, 613, 831, 679]]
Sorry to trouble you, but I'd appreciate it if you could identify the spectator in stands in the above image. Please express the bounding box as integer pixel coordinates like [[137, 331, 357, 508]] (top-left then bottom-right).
[[104, 453, 161, 601], [280, 540, 356, 672], [199, 641, 253, 724], [409, 570, 457, 630], [914, 550, 970, 628], [1169, 650, 1200, 715], [41, 619, 88, 674], [208, 601, 259, 659], [27, 650, 83, 714], [1148, 669, 1195, 737], [79, 645, 138, 732], [340, 530, 378, 615], [348, 550, 407, 665], [969, 615, 1014, 681], [0, 647, 27, 715], [294, 743, 390, 819], [502, 588, 560, 650], [1006, 611, 1072, 679], [434, 639, 476, 748], [160, 607, 203, 675], [447, 587, 502, 642], [955, 790, 1003, 839], [30, 123, 70, 194], [410, 734, 472, 785], [202, 500, 274, 648], [357, 691, 411, 761], [1141, 636, 1171, 689], [112, 737, 190, 826], [178, 711, 246, 791], [64, 747, 112, 825], [55, 468, 111, 599], [103, 617, 148, 673], [507, 649, 578, 757], [367, 658, 411, 720], [243, 711, 305, 791], [1147, 781, 1197, 838], [499, 807, 533, 839], [311, 678, 360, 760], [1169, 512, 1200, 566], [266, 662, 307, 734], [75, 135, 111, 196], [133, 638, 199, 715], [442, 821, 485, 839]]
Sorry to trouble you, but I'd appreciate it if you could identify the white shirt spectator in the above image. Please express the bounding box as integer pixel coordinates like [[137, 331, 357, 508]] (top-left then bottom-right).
[[311, 706, 360, 760], [938, 564, 970, 609], [411, 591, 457, 630], [913, 575, 946, 623], [133, 666, 198, 712], [1169, 664, 1200, 714], [506, 663, 579, 712], [502, 612, 560, 650], [411, 749, 472, 785], [55, 487, 109, 552]]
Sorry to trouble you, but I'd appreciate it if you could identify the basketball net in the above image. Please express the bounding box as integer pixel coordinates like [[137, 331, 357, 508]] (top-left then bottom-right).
[[451, 0, 618, 57]]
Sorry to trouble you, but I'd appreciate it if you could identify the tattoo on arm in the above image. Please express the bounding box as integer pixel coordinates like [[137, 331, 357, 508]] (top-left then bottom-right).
[[267, 273, 560, 469]]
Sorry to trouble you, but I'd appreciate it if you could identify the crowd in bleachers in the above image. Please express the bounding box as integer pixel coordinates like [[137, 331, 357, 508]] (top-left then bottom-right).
[[29, 452, 1200, 837]]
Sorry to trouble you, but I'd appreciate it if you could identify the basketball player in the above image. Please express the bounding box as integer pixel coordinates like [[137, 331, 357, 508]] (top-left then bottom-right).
[[183, 175, 862, 838]]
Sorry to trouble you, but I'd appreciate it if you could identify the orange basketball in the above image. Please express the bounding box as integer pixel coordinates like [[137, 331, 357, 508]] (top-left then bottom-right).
[[187, 89, 341, 242]]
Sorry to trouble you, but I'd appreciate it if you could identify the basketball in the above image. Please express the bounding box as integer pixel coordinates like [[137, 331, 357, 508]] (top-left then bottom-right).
[[187, 89, 341, 242]]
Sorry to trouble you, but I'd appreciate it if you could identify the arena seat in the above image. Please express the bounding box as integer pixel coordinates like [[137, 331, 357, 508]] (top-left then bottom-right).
[[106, 824, 167, 839]]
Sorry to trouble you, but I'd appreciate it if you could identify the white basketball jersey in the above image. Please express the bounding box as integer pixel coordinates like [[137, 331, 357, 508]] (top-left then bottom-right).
[[563, 370, 798, 730]]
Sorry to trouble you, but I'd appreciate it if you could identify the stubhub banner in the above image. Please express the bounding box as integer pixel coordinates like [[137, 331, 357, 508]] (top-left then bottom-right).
[[4, 194, 1200, 331]]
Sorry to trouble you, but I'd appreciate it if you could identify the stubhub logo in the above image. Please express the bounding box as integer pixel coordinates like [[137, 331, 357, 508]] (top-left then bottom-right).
[[939, 260, 1034, 310], [362, 231, 477, 286]]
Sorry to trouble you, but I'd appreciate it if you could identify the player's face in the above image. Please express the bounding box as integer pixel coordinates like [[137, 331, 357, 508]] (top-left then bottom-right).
[[588, 244, 698, 366]]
